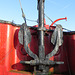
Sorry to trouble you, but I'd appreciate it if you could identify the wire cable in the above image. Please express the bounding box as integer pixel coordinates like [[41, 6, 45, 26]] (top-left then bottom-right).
[[26, 19, 37, 23], [0, 49, 14, 63], [19, 0, 38, 24], [19, 0, 26, 24], [44, 13, 57, 25], [45, 13, 71, 31]]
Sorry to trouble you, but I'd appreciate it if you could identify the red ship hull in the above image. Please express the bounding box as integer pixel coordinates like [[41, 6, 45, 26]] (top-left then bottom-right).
[[0, 21, 75, 75]]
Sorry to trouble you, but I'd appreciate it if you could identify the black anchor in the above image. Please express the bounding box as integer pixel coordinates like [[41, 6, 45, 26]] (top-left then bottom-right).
[[18, 0, 64, 75]]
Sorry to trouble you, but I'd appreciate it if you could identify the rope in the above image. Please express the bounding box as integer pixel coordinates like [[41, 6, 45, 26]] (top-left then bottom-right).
[[19, 0, 38, 24], [19, 0, 26, 24], [19, 0, 22, 9]]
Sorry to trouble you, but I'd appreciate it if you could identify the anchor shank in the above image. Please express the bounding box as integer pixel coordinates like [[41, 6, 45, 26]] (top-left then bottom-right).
[[38, 0, 45, 60], [38, 0, 49, 74]]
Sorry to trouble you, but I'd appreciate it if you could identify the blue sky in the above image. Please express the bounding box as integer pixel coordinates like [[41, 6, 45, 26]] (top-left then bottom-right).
[[0, 0, 75, 31]]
